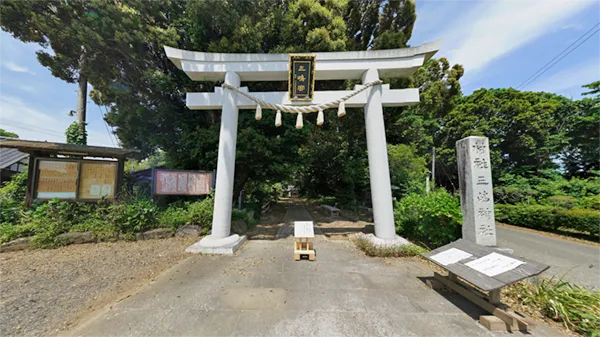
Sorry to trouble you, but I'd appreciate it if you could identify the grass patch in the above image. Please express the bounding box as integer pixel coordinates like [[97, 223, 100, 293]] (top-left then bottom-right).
[[353, 237, 427, 257], [505, 278, 600, 337]]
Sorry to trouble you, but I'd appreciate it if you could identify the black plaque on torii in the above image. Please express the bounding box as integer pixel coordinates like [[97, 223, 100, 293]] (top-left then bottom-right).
[[288, 54, 316, 101]]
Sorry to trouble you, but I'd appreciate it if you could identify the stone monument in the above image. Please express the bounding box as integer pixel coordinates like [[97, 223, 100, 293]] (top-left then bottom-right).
[[456, 136, 497, 246]]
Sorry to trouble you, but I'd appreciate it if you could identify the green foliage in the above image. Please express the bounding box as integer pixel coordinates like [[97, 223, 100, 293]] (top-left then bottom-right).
[[107, 198, 159, 236], [507, 278, 600, 336], [495, 204, 600, 236], [494, 171, 600, 205], [0, 171, 27, 224], [436, 89, 574, 183], [353, 236, 427, 257], [394, 189, 462, 248], [0, 128, 18, 138], [65, 121, 87, 145], [387, 144, 428, 198], [495, 204, 558, 231], [543, 196, 576, 209]]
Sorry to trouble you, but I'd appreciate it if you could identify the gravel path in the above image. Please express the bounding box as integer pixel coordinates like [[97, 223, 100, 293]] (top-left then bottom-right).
[[0, 237, 195, 337]]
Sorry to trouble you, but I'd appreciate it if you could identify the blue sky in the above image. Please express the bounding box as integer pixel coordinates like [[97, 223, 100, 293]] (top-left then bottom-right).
[[0, 0, 599, 147]]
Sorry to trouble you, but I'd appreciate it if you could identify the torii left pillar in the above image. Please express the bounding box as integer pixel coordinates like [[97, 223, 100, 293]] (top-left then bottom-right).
[[186, 71, 247, 254]]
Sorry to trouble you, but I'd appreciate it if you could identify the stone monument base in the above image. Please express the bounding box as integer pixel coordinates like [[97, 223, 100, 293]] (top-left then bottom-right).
[[186, 234, 246, 255], [355, 232, 411, 247]]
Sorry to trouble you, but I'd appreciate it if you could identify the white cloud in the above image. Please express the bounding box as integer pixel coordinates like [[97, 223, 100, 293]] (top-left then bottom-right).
[[3, 61, 35, 75], [529, 57, 600, 97], [0, 95, 115, 147], [436, 0, 596, 76], [16, 84, 37, 93]]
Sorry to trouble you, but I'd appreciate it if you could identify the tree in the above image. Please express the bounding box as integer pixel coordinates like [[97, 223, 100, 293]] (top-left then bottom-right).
[[1, 0, 420, 204], [436, 89, 574, 184], [0, 129, 18, 138], [582, 80, 600, 96], [387, 144, 428, 198], [563, 81, 600, 176], [387, 58, 464, 156], [346, 0, 416, 50]]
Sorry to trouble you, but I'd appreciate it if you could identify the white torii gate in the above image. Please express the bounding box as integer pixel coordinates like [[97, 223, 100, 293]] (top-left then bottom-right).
[[165, 41, 440, 254]]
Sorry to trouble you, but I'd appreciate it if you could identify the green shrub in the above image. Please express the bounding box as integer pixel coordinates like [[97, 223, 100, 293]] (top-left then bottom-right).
[[577, 195, 600, 210], [496, 204, 600, 236], [544, 196, 576, 209], [494, 186, 538, 205], [394, 189, 462, 248], [556, 208, 600, 236], [0, 222, 17, 243], [0, 171, 28, 224], [494, 204, 558, 231], [108, 198, 159, 236], [158, 196, 214, 232], [186, 196, 214, 228], [71, 217, 118, 240]]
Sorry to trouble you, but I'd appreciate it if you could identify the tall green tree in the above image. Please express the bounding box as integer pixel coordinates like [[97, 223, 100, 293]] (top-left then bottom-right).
[[563, 81, 600, 176], [436, 88, 574, 184], [346, 0, 416, 50]]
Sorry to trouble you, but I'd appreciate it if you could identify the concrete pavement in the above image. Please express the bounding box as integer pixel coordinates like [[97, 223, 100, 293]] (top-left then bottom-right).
[[66, 236, 566, 337], [496, 225, 600, 289]]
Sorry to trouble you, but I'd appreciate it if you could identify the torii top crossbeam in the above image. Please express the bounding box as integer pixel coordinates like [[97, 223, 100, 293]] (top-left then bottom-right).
[[164, 41, 440, 82], [164, 41, 441, 255]]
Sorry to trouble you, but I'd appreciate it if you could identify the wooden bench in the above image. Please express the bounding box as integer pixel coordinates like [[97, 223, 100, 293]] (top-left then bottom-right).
[[422, 239, 549, 333], [294, 221, 315, 261], [320, 205, 340, 217]]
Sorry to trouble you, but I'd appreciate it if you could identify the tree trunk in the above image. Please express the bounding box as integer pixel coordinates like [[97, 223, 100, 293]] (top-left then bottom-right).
[[76, 51, 88, 130]]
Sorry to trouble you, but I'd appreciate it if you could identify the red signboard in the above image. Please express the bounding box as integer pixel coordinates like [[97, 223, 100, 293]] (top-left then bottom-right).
[[153, 169, 214, 195]]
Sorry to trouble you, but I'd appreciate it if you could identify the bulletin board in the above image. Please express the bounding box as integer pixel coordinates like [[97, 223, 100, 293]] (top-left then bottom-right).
[[34, 158, 119, 201], [153, 169, 214, 195], [36, 160, 78, 199], [78, 162, 118, 199]]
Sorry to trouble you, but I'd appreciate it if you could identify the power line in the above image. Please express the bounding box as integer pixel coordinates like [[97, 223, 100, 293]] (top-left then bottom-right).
[[103, 106, 121, 147], [517, 22, 599, 90], [97, 105, 116, 147], [1, 119, 65, 136], [517, 23, 600, 90], [0, 123, 65, 138]]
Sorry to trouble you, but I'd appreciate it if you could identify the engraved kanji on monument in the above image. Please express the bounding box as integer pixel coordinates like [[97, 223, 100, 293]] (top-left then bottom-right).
[[456, 136, 497, 246]]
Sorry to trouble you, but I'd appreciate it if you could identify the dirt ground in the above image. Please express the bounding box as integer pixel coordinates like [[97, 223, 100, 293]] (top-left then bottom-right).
[[0, 237, 195, 337]]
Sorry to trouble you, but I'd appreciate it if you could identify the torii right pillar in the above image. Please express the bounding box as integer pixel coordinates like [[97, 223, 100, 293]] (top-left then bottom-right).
[[363, 69, 397, 240]]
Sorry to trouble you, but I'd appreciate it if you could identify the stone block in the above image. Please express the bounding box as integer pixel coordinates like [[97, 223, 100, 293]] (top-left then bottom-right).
[[58, 231, 95, 245], [0, 237, 32, 252], [137, 228, 173, 240], [175, 224, 203, 237], [231, 220, 248, 235]]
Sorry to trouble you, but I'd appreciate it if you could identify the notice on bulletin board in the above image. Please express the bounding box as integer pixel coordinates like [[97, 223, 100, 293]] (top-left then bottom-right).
[[36, 161, 78, 199], [78, 162, 117, 199], [154, 169, 213, 195]]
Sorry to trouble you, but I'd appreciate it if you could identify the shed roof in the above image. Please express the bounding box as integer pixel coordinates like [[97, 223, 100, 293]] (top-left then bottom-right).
[[0, 137, 29, 169], [0, 138, 139, 159]]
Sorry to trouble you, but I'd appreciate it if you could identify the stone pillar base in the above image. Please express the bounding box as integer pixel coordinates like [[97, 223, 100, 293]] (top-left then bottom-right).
[[356, 233, 411, 248], [185, 234, 246, 255]]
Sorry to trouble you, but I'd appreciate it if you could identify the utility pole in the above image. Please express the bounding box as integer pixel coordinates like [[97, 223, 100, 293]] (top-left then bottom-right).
[[76, 46, 88, 139], [431, 147, 436, 190]]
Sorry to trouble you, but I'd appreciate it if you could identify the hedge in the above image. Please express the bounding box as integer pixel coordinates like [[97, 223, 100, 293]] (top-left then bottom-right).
[[495, 204, 600, 236]]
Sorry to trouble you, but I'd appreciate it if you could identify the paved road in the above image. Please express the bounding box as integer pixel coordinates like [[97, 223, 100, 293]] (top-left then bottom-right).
[[67, 237, 564, 337], [496, 226, 600, 289]]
